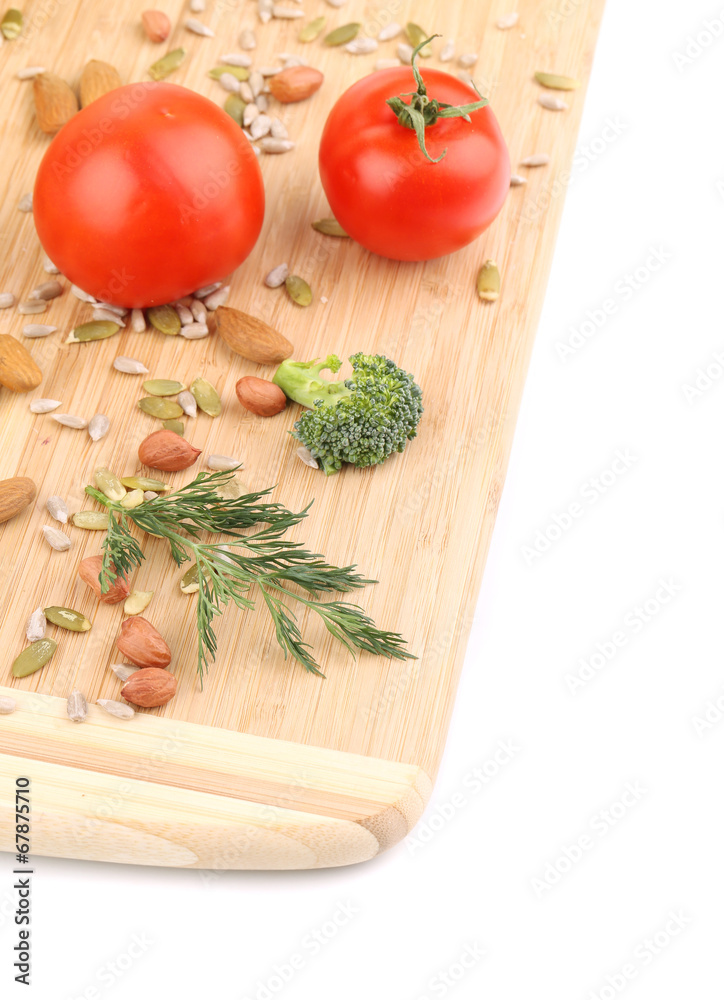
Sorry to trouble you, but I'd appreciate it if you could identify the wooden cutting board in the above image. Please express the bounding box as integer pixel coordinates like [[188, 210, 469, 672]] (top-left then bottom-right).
[[0, 0, 605, 869]]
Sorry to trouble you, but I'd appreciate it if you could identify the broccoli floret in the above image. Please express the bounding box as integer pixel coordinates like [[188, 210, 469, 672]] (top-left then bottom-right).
[[272, 353, 423, 475]]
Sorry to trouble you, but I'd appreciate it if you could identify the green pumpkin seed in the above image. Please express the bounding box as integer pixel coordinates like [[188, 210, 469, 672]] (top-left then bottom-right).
[[147, 304, 181, 335], [209, 65, 250, 81], [534, 71, 581, 90], [285, 274, 312, 307], [476, 260, 500, 301], [66, 320, 120, 344], [323, 22, 360, 46], [138, 397, 184, 419], [406, 22, 432, 56], [180, 563, 200, 594], [312, 218, 348, 238], [149, 47, 186, 81], [224, 93, 247, 126], [12, 638, 57, 678], [143, 379, 187, 396], [299, 15, 325, 42], [71, 511, 111, 530], [44, 607, 92, 632], [1, 8, 22, 39], [163, 419, 185, 436], [120, 489, 145, 509], [190, 377, 221, 417], [93, 467, 126, 503], [120, 476, 170, 492]]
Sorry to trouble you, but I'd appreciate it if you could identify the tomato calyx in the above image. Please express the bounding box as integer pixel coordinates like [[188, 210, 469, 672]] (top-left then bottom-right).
[[386, 36, 490, 163]]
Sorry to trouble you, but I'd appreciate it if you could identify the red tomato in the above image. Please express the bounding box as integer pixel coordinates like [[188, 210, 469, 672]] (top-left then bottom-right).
[[318, 68, 510, 261], [33, 83, 264, 307]]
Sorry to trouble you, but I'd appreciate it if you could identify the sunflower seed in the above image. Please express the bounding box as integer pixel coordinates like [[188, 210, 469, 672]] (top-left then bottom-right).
[[397, 41, 414, 63], [249, 69, 264, 97], [88, 413, 110, 442], [12, 640, 57, 678], [44, 606, 91, 631], [67, 690, 88, 723], [147, 304, 181, 335], [114, 355, 149, 374], [185, 17, 214, 36], [175, 303, 193, 325], [18, 300, 47, 315], [149, 47, 187, 80], [221, 52, 253, 67], [299, 15, 325, 42], [476, 260, 500, 301], [375, 57, 401, 70], [190, 376, 221, 416], [497, 12, 519, 28], [92, 307, 127, 325], [23, 324, 57, 338], [459, 53, 478, 67], [538, 94, 568, 110], [240, 27, 257, 48], [17, 65, 45, 80], [265, 262, 289, 288], [203, 285, 230, 310], [194, 281, 222, 298], [30, 398, 61, 413], [190, 0, 205, 10], [42, 525, 71, 551], [42, 255, 59, 274], [18, 192, 33, 212], [256, 95, 269, 116], [94, 467, 125, 502], [269, 117, 288, 139], [46, 495, 68, 523], [346, 37, 378, 54], [180, 322, 209, 340], [110, 662, 141, 683], [177, 390, 198, 417], [509, 173, 527, 186], [70, 284, 96, 303], [250, 113, 272, 139], [520, 153, 550, 167], [378, 21, 401, 40], [272, 5, 304, 17], [439, 38, 455, 61], [257, 65, 282, 77], [139, 397, 184, 419], [239, 81, 254, 103], [26, 606, 47, 642], [0, 696, 16, 714], [71, 511, 110, 529], [312, 218, 348, 237], [0, 292, 16, 308], [243, 102, 259, 127], [219, 72, 241, 93], [285, 274, 312, 306], [207, 454, 240, 471], [258, 137, 295, 153], [143, 491, 159, 501], [326, 0, 348, 5], [96, 301, 128, 316], [66, 320, 120, 343], [52, 413, 87, 429], [121, 476, 170, 492], [143, 379, 187, 396], [258, 0, 273, 21], [129, 308, 145, 333], [534, 70, 581, 90], [30, 280, 62, 300], [296, 446, 319, 469], [97, 699, 135, 720]]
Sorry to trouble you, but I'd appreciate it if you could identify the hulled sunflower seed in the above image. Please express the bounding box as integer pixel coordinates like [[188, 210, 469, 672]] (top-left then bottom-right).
[[497, 12, 519, 29], [258, 137, 295, 153], [459, 53, 478, 67], [17, 192, 33, 212], [203, 285, 230, 310], [520, 153, 550, 167], [149, 47, 186, 81], [92, 307, 127, 324], [378, 21, 401, 40], [147, 304, 181, 335], [42, 255, 59, 273], [44, 606, 91, 631], [97, 699, 135, 720], [299, 15, 325, 42], [250, 113, 273, 139], [52, 413, 87, 429], [249, 69, 264, 97], [29, 398, 61, 413], [114, 356, 149, 374], [42, 525, 71, 551], [270, 117, 288, 139], [110, 662, 141, 683], [12, 639, 57, 678], [207, 454, 240, 471], [255, 91, 268, 110], [131, 308, 146, 332], [70, 284, 96, 303], [375, 57, 401, 70], [312, 218, 348, 237], [265, 262, 289, 287], [143, 491, 159, 501], [96, 302, 128, 317], [176, 303, 194, 325], [258, 0, 273, 21], [23, 324, 57, 338], [190, 377, 221, 416], [397, 42, 414, 63], [30, 279, 62, 300], [17, 65, 45, 80], [185, 17, 214, 36], [220, 52, 253, 67], [46, 495, 68, 523], [177, 390, 198, 417], [179, 323, 209, 339], [190, 0, 205, 10], [190, 300, 207, 325], [18, 300, 47, 315], [272, 5, 304, 18], [71, 510, 110, 529], [88, 413, 110, 442], [243, 102, 259, 126], [239, 81, 254, 103], [26, 606, 47, 643], [296, 446, 319, 469], [66, 320, 120, 343], [67, 690, 88, 723], [477, 260, 501, 301], [121, 476, 170, 492], [439, 38, 455, 61], [326, 0, 349, 7], [257, 65, 282, 77], [538, 94, 568, 111], [324, 22, 360, 45], [285, 274, 312, 306], [346, 37, 378, 54], [194, 281, 222, 298], [509, 173, 527, 186], [0, 292, 16, 308], [139, 396, 184, 419], [219, 72, 241, 93], [240, 27, 257, 48], [0, 696, 17, 714]]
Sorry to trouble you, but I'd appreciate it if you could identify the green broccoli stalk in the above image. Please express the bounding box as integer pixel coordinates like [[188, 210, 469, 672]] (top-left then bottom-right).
[[272, 353, 423, 476]]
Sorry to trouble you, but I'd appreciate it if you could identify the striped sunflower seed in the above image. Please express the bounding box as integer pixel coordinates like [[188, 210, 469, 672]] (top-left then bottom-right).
[[52, 413, 87, 429], [114, 356, 149, 374], [23, 324, 57, 338], [30, 398, 61, 412], [12, 639, 57, 678], [96, 699, 135, 720], [42, 525, 71, 551], [88, 413, 110, 442], [67, 690, 88, 723], [46, 495, 68, 523], [25, 606, 46, 642]]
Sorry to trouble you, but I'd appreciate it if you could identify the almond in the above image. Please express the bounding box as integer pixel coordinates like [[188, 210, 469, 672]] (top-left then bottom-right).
[[117, 617, 172, 668], [138, 429, 201, 471], [141, 9, 171, 43], [121, 667, 176, 707], [0, 477, 36, 524], [79, 59, 122, 108], [235, 376, 286, 417], [215, 306, 293, 365], [268, 65, 324, 103], [0, 335, 43, 392], [33, 72, 78, 134], [78, 555, 131, 604]]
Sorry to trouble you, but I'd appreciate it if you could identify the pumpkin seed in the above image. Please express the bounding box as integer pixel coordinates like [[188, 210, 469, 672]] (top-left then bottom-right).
[[120, 489, 145, 509], [110, 662, 140, 682], [97, 698, 135, 720], [42, 525, 71, 551], [66, 320, 120, 344], [534, 70, 580, 90], [299, 15, 325, 42], [46, 495, 68, 523], [149, 47, 186, 80], [190, 377, 221, 417], [147, 304, 181, 335], [71, 511, 110, 530], [224, 93, 246, 125], [67, 690, 88, 723], [88, 413, 110, 442], [207, 454, 240, 471], [124, 590, 154, 615], [93, 467, 125, 503], [265, 263, 289, 288], [12, 638, 57, 678], [406, 22, 432, 56], [23, 324, 57, 338], [180, 563, 201, 594], [25, 606, 46, 642], [120, 476, 170, 492], [114, 356, 149, 374], [30, 398, 61, 413], [323, 22, 360, 45], [52, 413, 87, 429], [476, 260, 500, 302], [138, 397, 184, 419], [209, 64, 250, 81], [538, 94, 568, 111], [285, 274, 312, 307], [296, 446, 319, 469], [0, 696, 16, 714], [130, 308, 146, 333], [162, 419, 184, 436], [143, 379, 186, 396], [312, 218, 348, 238], [1, 8, 22, 39], [44, 606, 92, 631], [177, 390, 197, 418]]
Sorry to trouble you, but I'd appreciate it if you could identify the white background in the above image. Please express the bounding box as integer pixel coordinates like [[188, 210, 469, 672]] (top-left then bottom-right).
[[3, 0, 723, 997]]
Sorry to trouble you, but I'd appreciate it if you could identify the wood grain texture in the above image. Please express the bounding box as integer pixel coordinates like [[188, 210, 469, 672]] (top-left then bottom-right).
[[0, 0, 605, 867]]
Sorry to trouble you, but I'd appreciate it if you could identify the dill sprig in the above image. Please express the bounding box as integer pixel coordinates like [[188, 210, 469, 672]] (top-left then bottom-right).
[[84, 468, 414, 683]]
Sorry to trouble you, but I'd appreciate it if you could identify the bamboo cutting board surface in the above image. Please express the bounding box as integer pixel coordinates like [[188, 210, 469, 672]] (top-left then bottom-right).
[[0, 0, 605, 868]]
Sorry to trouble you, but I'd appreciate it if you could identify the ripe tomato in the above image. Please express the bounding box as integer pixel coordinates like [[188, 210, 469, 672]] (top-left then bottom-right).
[[318, 68, 510, 261], [33, 82, 264, 307]]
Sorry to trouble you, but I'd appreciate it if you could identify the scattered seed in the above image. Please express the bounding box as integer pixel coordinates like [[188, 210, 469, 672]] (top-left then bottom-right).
[[243, 102, 259, 127], [1, 9, 23, 41], [42, 255, 59, 274], [194, 281, 222, 298], [203, 285, 230, 310], [114, 356, 149, 374], [142, 379, 186, 397], [190, 0, 205, 10], [93, 467, 125, 503], [458, 53, 478, 67], [272, 5, 304, 18], [97, 698, 135, 720], [143, 491, 159, 501], [30, 279, 62, 300], [66, 320, 120, 344], [70, 284, 96, 303], [439, 38, 455, 61], [535, 70, 580, 90], [71, 510, 110, 530], [397, 41, 414, 64], [207, 454, 240, 471], [265, 262, 289, 288], [67, 690, 88, 723], [0, 696, 16, 714], [240, 27, 257, 48], [149, 47, 186, 81], [92, 307, 126, 325], [42, 525, 71, 551], [179, 323, 209, 339], [296, 446, 319, 469], [258, 0, 273, 21], [324, 22, 360, 45], [44, 606, 91, 631], [218, 72, 241, 93], [258, 137, 295, 153], [147, 304, 181, 335], [250, 113, 273, 139], [312, 218, 348, 237], [270, 117, 288, 139], [119, 489, 145, 509], [185, 17, 214, 36], [25, 606, 46, 643], [180, 563, 201, 594], [110, 662, 140, 682], [477, 260, 501, 302], [406, 22, 432, 56], [162, 418, 184, 436], [0, 292, 16, 309], [30, 398, 61, 413], [46, 495, 68, 523], [375, 57, 401, 70], [538, 94, 568, 111], [190, 377, 221, 417], [18, 300, 47, 315], [325, 0, 348, 7], [509, 174, 527, 186], [257, 66, 282, 77], [378, 21, 401, 40], [23, 324, 57, 338], [176, 303, 193, 325], [17, 192, 33, 212], [12, 639, 57, 678], [346, 37, 378, 54], [220, 52, 253, 67], [520, 153, 550, 167], [497, 12, 519, 29], [130, 308, 146, 333], [17, 65, 45, 80], [88, 413, 110, 442], [177, 390, 198, 418], [285, 274, 312, 307], [52, 413, 87, 429], [121, 476, 170, 492], [224, 93, 246, 125], [96, 301, 128, 317], [299, 15, 325, 42], [139, 396, 184, 419]]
